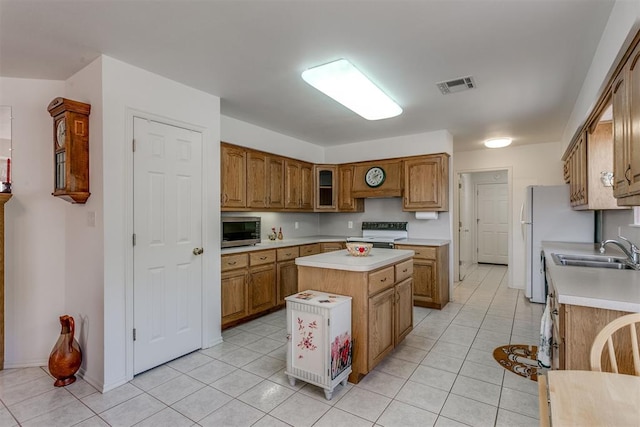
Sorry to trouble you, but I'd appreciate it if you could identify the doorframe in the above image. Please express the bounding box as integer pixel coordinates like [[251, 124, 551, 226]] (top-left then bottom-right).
[[124, 109, 210, 381], [454, 167, 513, 286]]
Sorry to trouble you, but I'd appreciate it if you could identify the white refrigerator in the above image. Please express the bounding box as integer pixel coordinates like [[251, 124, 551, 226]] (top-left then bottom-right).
[[521, 185, 594, 303]]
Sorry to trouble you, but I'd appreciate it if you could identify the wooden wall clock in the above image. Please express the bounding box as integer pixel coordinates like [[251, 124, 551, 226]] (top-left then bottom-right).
[[47, 97, 91, 204]]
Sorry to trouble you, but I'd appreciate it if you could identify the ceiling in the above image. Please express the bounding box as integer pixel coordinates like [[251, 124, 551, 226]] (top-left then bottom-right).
[[0, 0, 615, 152]]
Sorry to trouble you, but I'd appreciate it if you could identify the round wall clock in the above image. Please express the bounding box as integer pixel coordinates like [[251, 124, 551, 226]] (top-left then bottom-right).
[[56, 118, 66, 148], [365, 166, 386, 188]]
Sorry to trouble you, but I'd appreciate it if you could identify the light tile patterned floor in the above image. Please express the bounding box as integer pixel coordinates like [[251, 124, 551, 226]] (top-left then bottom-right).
[[0, 264, 544, 426]]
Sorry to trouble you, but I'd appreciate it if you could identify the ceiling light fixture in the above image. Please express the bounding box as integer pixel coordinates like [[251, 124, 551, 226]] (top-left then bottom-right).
[[484, 138, 512, 148], [301, 59, 402, 120]]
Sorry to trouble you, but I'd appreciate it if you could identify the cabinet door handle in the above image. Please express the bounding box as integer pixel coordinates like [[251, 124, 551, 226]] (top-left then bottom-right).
[[626, 165, 631, 185], [552, 309, 558, 316]]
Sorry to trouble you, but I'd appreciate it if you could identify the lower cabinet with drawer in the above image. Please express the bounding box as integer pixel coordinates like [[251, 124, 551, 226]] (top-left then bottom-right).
[[221, 249, 277, 328], [297, 256, 413, 383], [395, 244, 449, 309]]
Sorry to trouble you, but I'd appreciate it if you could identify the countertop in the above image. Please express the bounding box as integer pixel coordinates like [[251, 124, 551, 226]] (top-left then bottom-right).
[[295, 248, 415, 272], [221, 235, 450, 255], [541, 241, 640, 312]]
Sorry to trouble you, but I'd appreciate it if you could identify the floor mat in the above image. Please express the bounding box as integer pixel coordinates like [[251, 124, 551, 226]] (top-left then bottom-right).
[[492, 344, 539, 381]]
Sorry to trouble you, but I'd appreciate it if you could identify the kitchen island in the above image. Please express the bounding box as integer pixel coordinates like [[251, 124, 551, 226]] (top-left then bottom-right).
[[296, 248, 414, 383]]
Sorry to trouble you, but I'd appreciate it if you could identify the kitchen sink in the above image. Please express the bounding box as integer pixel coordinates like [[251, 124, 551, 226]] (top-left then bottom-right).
[[551, 253, 633, 270]]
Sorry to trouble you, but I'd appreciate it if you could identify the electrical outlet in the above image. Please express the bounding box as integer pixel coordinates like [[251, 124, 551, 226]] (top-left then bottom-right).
[[348, 221, 353, 229], [294, 222, 299, 229]]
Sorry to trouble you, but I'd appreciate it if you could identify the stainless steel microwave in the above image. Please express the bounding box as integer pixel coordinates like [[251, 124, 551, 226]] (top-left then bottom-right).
[[221, 216, 261, 248]]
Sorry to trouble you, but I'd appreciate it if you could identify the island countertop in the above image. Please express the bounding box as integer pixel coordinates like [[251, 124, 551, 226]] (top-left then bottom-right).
[[295, 248, 415, 272]]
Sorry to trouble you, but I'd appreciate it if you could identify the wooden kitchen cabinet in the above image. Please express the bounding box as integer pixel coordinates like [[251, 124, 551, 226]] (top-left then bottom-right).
[[268, 156, 285, 209], [299, 243, 321, 257], [395, 277, 414, 343], [351, 159, 403, 198], [564, 134, 587, 207], [221, 143, 247, 209], [368, 288, 395, 368], [221, 253, 249, 327], [284, 159, 314, 211], [320, 242, 344, 253], [276, 246, 300, 305], [548, 277, 640, 374], [611, 37, 640, 205], [402, 154, 450, 211], [314, 165, 337, 211], [247, 151, 268, 209], [248, 263, 276, 314], [337, 164, 364, 212], [395, 244, 449, 309]]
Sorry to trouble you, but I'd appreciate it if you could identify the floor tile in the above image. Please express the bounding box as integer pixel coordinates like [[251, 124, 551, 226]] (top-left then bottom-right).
[[72, 416, 110, 427], [459, 360, 505, 385], [314, 407, 374, 427], [409, 365, 457, 392], [0, 367, 47, 390], [434, 415, 469, 427], [495, 408, 539, 427], [80, 383, 140, 415], [374, 356, 419, 379], [465, 348, 497, 368], [64, 378, 99, 399], [199, 341, 240, 359], [223, 347, 264, 367], [9, 388, 77, 423], [498, 387, 539, 419], [389, 342, 428, 363], [0, 406, 18, 427], [268, 370, 306, 391], [451, 375, 501, 406], [185, 358, 237, 384], [401, 334, 437, 351], [394, 380, 449, 414], [267, 344, 287, 360], [241, 355, 285, 378], [237, 380, 294, 412], [198, 399, 265, 427], [20, 399, 94, 427], [239, 322, 283, 337], [210, 369, 263, 397], [502, 370, 538, 396], [244, 337, 286, 354], [171, 385, 232, 421], [440, 394, 498, 427], [130, 365, 181, 391], [271, 392, 331, 426], [134, 407, 194, 427], [253, 414, 292, 427], [0, 375, 56, 406], [224, 330, 264, 347], [439, 324, 478, 346], [377, 400, 438, 427], [430, 341, 471, 360], [356, 370, 406, 398], [100, 393, 166, 426], [420, 351, 464, 374], [147, 374, 205, 405], [166, 351, 213, 373], [298, 381, 352, 404], [334, 387, 392, 422]]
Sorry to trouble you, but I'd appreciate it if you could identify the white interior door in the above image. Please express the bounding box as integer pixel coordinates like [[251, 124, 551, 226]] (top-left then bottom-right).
[[477, 183, 508, 265], [133, 117, 203, 374]]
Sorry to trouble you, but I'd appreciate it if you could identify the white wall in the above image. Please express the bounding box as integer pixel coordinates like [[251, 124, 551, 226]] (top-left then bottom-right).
[[100, 56, 221, 391], [64, 57, 106, 388], [454, 141, 564, 289], [562, 1, 640, 150], [0, 77, 66, 368], [221, 115, 323, 162]]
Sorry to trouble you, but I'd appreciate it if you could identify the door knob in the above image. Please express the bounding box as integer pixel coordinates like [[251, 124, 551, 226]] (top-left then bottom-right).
[[193, 247, 204, 255]]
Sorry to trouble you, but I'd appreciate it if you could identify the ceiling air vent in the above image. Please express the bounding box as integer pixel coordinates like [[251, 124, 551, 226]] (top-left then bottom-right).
[[436, 76, 476, 95]]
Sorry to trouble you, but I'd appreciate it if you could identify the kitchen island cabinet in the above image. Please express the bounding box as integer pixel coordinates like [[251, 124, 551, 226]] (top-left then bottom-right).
[[395, 243, 449, 309], [296, 248, 414, 383]]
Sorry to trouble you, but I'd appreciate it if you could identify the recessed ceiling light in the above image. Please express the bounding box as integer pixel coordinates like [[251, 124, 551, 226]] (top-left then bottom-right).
[[301, 59, 402, 121], [484, 138, 512, 148]]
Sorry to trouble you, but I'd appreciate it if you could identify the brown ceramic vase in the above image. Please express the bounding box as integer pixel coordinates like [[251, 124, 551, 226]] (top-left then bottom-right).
[[48, 315, 82, 387]]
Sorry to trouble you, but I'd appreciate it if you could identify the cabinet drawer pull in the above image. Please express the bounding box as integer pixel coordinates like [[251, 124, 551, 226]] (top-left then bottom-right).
[[402, 268, 408, 273], [260, 256, 267, 260], [227, 261, 237, 265], [552, 309, 558, 316], [380, 278, 387, 282], [285, 253, 292, 256]]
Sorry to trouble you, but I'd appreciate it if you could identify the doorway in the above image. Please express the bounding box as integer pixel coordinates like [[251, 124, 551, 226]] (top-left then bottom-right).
[[132, 117, 204, 374], [457, 170, 509, 281]]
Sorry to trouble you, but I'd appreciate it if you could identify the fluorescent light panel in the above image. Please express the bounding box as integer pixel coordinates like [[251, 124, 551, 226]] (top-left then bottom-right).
[[302, 59, 402, 120], [484, 138, 512, 148]]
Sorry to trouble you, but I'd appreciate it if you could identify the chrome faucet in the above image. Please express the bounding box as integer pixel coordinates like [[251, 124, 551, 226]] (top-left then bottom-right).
[[600, 235, 640, 267]]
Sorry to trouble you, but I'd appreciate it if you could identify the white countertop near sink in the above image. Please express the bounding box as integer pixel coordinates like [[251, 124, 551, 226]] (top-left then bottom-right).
[[295, 248, 415, 272], [541, 241, 640, 312]]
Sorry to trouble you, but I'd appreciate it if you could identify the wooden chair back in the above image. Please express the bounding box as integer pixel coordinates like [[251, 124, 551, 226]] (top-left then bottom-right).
[[590, 313, 640, 376]]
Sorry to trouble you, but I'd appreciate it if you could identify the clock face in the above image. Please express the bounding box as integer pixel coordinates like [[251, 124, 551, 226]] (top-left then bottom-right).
[[365, 166, 386, 188], [56, 119, 66, 148]]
